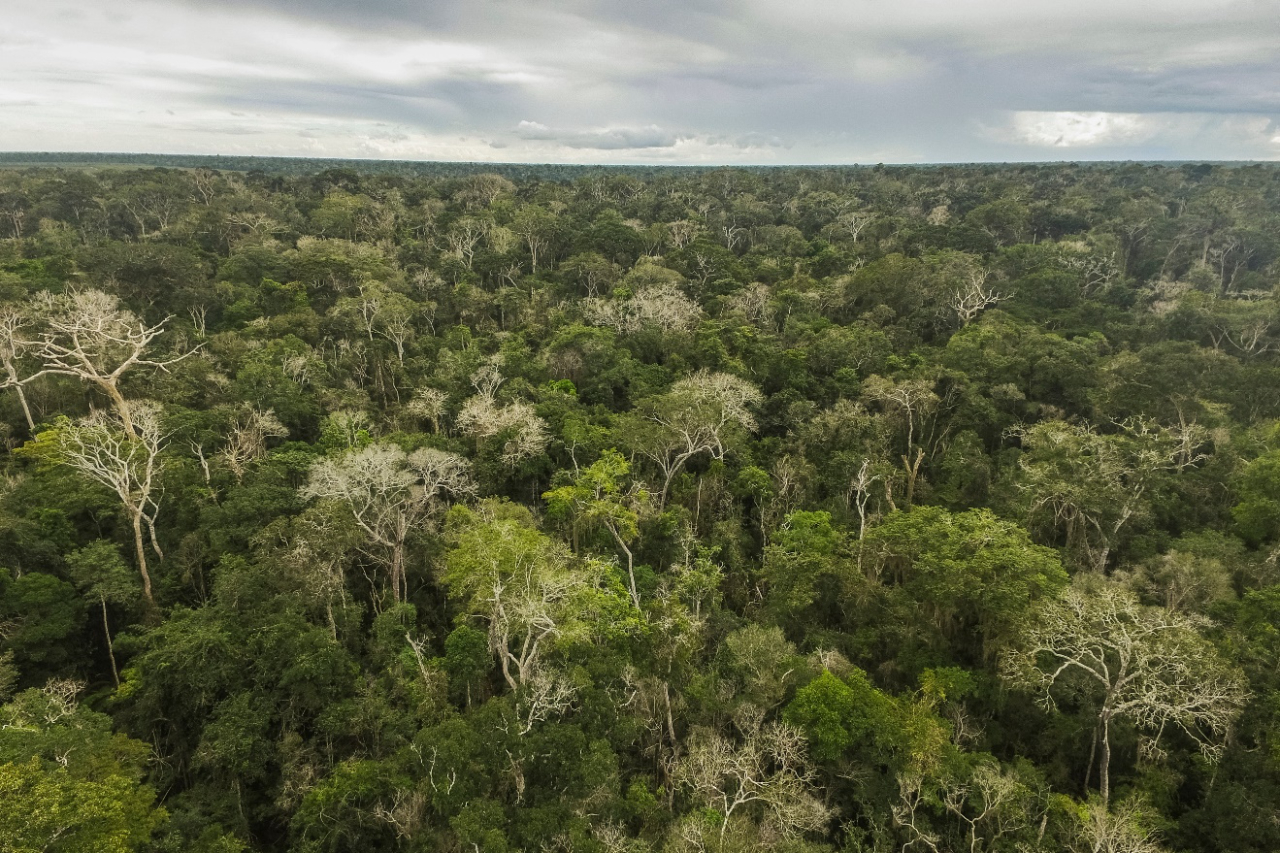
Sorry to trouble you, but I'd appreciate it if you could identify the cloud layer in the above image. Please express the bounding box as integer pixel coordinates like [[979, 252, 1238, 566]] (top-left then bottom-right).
[[2, 0, 1279, 163]]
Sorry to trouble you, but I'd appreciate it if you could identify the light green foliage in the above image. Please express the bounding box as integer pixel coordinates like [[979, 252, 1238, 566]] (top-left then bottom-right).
[[0, 686, 166, 852], [443, 501, 640, 689], [66, 540, 138, 606], [0, 760, 164, 853], [762, 510, 843, 619]]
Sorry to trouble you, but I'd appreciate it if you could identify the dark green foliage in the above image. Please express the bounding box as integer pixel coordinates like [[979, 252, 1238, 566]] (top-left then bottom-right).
[[1, 160, 1279, 851]]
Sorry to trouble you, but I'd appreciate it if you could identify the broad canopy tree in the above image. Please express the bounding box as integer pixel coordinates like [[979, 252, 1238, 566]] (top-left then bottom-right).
[[301, 442, 475, 604], [1001, 575, 1248, 810]]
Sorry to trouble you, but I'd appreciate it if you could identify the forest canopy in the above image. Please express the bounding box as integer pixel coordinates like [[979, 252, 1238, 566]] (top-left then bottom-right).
[[2, 160, 1280, 852]]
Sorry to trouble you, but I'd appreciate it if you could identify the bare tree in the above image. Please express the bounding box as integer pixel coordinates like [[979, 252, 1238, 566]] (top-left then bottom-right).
[[1001, 577, 1247, 810], [515, 666, 579, 734], [445, 216, 487, 269], [667, 219, 704, 249], [829, 209, 874, 243], [583, 282, 703, 335], [301, 443, 475, 603], [674, 717, 830, 841], [634, 370, 763, 508], [22, 290, 197, 437], [846, 458, 883, 543], [0, 307, 35, 430], [29, 402, 167, 605], [221, 407, 289, 483], [456, 365, 550, 468], [403, 387, 448, 434], [948, 268, 1013, 326], [1070, 796, 1168, 853], [862, 375, 939, 507], [937, 759, 1037, 853]]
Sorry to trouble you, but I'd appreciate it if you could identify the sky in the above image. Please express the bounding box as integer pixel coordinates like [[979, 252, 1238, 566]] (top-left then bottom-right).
[[2, 0, 1280, 164]]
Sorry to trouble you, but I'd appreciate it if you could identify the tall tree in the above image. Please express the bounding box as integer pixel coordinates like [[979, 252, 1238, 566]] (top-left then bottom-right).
[[21, 402, 166, 605], [301, 443, 475, 603], [1001, 576, 1247, 810]]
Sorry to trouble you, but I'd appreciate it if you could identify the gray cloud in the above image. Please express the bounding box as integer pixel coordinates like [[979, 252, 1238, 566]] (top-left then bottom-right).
[[513, 122, 683, 150], [1, 0, 1278, 162]]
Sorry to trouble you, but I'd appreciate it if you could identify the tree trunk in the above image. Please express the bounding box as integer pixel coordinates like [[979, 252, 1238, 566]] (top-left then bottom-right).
[[131, 509, 155, 606], [1083, 720, 1099, 795], [608, 522, 640, 610], [4, 365, 34, 431], [1099, 712, 1112, 811], [102, 381, 134, 436], [101, 596, 120, 688], [14, 384, 33, 433], [902, 447, 924, 507], [392, 541, 406, 603]]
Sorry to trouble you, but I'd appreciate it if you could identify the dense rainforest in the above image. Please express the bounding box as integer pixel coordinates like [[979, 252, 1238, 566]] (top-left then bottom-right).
[[3, 160, 1280, 853]]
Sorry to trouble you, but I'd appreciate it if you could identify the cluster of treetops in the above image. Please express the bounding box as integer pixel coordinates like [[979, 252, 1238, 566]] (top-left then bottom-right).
[[3, 160, 1280, 852]]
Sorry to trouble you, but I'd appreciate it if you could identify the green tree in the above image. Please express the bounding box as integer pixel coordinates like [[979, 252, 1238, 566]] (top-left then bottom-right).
[[66, 541, 138, 687], [543, 449, 650, 608]]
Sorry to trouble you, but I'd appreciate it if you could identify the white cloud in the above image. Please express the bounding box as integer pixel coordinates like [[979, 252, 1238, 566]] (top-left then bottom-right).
[[1003, 112, 1154, 148]]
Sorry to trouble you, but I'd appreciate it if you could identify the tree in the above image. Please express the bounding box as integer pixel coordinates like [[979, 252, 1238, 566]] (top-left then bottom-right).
[[862, 375, 939, 507], [673, 716, 830, 841], [629, 370, 763, 508], [1013, 419, 1193, 572], [862, 506, 1067, 662], [1001, 576, 1248, 810], [543, 450, 650, 609], [583, 281, 702, 335], [66, 541, 138, 687], [21, 402, 166, 605], [20, 290, 196, 437], [442, 502, 634, 691], [946, 268, 1012, 326], [0, 307, 36, 431], [455, 364, 551, 469], [511, 205, 560, 273], [218, 406, 289, 483], [0, 682, 167, 852], [301, 443, 475, 603], [445, 216, 489, 270]]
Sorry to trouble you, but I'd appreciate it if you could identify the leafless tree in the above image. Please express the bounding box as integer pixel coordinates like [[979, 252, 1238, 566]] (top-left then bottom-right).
[[584, 282, 703, 335], [862, 375, 939, 507], [636, 370, 763, 508], [21, 290, 197, 436], [1001, 577, 1247, 810], [403, 387, 448, 434], [221, 407, 289, 483], [674, 717, 830, 841], [948, 268, 1013, 326], [456, 365, 550, 468], [516, 666, 579, 734], [301, 443, 475, 602], [830, 209, 874, 243], [0, 307, 36, 430], [445, 216, 487, 269], [40, 402, 167, 604], [937, 759, 1037, 853], [667, 219, 704, 250], [1070, 796, 1168, 853]]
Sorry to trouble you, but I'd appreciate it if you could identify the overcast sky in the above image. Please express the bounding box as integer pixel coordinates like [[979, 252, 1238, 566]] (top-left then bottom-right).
[[2, 0, 1279, 164]]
